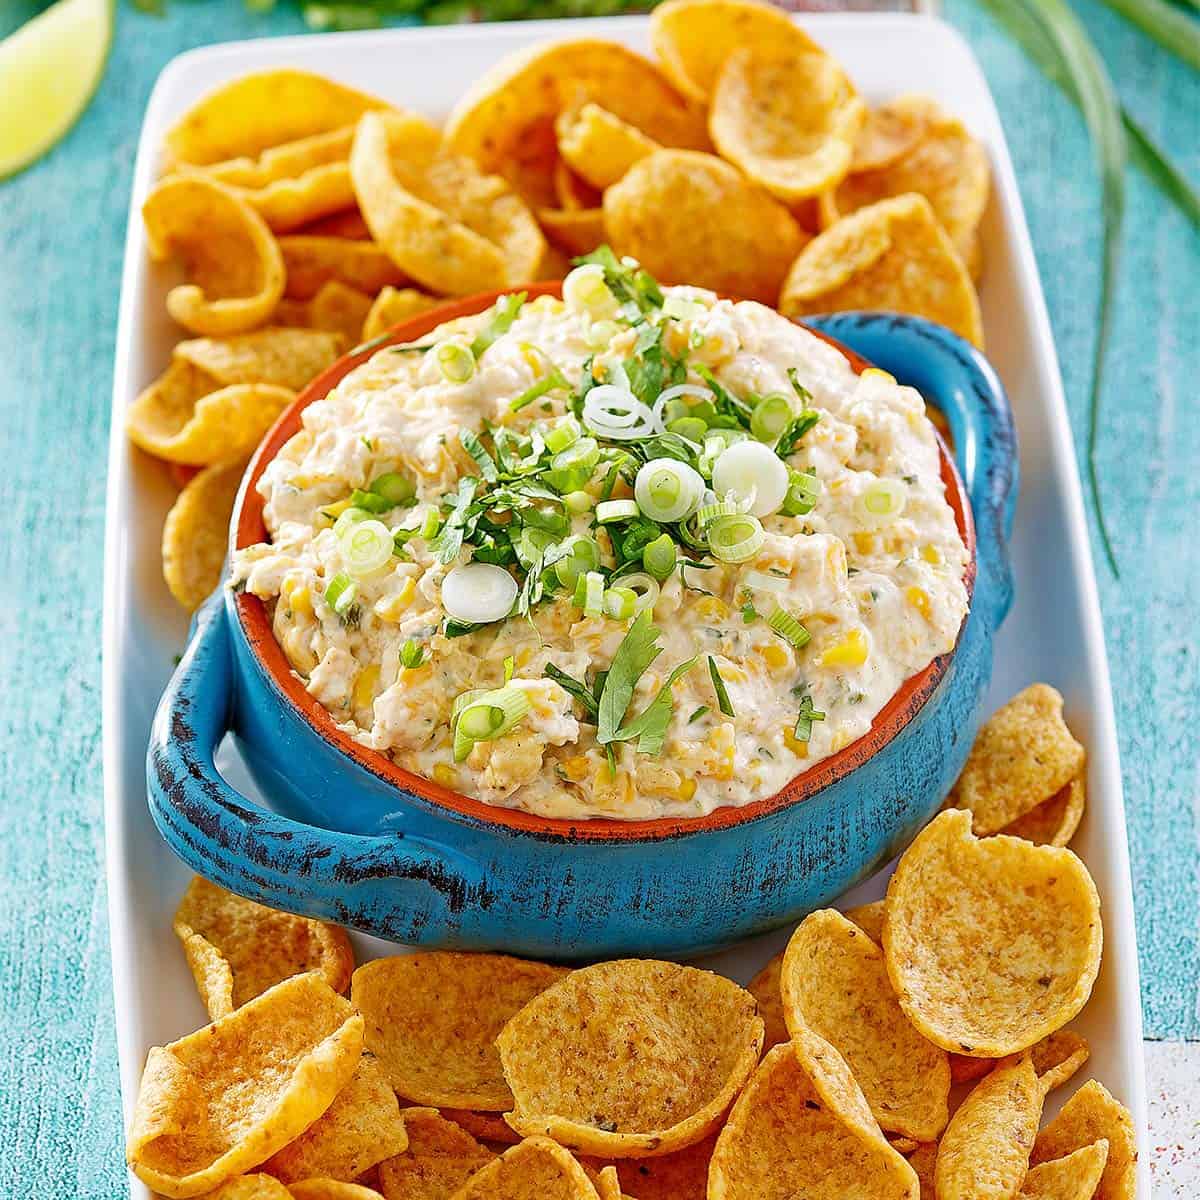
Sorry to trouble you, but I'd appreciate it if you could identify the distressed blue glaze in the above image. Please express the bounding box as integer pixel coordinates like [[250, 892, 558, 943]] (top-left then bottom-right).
[[145, 315, 1017, 959]]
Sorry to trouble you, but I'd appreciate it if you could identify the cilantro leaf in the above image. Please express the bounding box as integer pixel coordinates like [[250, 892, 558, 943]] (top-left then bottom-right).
[[612, 655, 698, 755], [458, 429, 498, 482], [597, 609, 663, 744], [544, 664, 599, 721], [574, 245, 663, 314], [707, 655, 736, 718], [693, 364, 752, 428], [429, 477, 478, 564]]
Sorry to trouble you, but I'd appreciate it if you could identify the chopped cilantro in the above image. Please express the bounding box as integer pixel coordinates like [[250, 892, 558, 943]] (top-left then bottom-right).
[[707, 656, 735, 717]]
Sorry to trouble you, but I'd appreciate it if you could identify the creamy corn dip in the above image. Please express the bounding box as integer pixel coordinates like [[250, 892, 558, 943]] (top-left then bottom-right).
[[233, 258, 968, 820]]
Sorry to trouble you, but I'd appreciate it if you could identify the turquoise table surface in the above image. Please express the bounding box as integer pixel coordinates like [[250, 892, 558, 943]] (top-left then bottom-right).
[[0, 1, 1196, 1193]]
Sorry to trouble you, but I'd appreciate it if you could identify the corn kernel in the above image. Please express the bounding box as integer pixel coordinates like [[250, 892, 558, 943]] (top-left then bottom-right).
[[352, 665, 380, 711], [921, 543, 942, 565], [783, 726, 810, 757], [852, 531, 877, 556], [559, 755, 590, 783], [288, 586, 311, 616], [695, 596, 731, 621], [528, 295, 563, 315], [819, 628, 869, 670], [516, 647, 534, 668], [705, 725, 736, 780], [862, 367, 896, 384], [906, 586, 932, 620], [676, 778, 697, 802], [830, 728, 854, 753], [756, 642, 791, 672], [401, 663, 433, 685], [321, 498, 353, 520], [519, 342, 544, 376], [432, 762, 457, 788], [592, 766, 634, 807]]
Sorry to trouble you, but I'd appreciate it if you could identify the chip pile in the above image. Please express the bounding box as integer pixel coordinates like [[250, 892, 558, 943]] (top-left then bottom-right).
[[130, 0, 992, 613], [127, 683, 1133, 1199]]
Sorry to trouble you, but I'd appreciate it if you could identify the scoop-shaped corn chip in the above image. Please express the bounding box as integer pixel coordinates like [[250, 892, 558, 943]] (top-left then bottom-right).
[[376, 1108, 496, 1200], [746, 952, 787, 1049], [781, 909, 950, 1141], [650, 0, 823, 104], [710, 44, 866, 202], [821, 96, 989, 261], [1021, 1141, 1110, 1200], [1002, 778, 1087, 848], [174, 877, 354, 1020], [852, 98, 932, 172], [129, 370, 293, 466], [593, 1165, 623, 1200], [554, 161, 601, 211], [845, 899, 886, 943], [1030, 1082, 1136, 1200], [949, 685, 1086, 834], [126, 973, 364, 1197], [708, 1040, 918, 1200], [161, 457, 248, 610], [450, 1137, 600, 1200], [173, 327, 345, 391], [361, 287, 441, 343], [166, 69, 391, 167], [300, 209, 373, 240], [290, 1182, 387, 1200], [263, 1054, 406, 1183], [205, 1175, 293, 1199], [350, 111, 544, 296], [882, 809, 1102, 1058], [276, 281, 374, 344], [906, 1142, 938, 1199], [605, 150, 805, 305], [934, 1054, 1042, 1200], [352, 952, 569, 1111], [586, 1134, 717, 1200], [441, 1108, 521, 1146], [193, 127, 358, 234], [780, 193, 983, 348], [280, 236, 411, 301], [1032, 1031, 1090, 1095], [537, 207, 607, 258], [143, 176, 285, 336], [950, 1029, 1090, 1093], [445, 39, 706, 210], [556, 103, 659, 191], [497, 959, 762, 1157]]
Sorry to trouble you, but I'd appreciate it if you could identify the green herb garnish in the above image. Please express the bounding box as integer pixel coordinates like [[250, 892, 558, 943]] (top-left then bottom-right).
[[707, 656, 735, 718], [794, 695, 826, 743]]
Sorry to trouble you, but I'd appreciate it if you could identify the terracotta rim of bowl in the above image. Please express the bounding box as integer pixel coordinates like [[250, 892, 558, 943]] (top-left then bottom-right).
[[234, 283, 977, 843]]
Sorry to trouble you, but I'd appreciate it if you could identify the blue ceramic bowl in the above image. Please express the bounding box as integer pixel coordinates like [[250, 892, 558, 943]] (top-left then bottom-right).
[[147, 298, 1016, 960]]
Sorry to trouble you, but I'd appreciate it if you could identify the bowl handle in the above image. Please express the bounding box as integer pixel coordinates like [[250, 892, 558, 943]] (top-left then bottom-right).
[[146, 591, 485, 931], [805, 313, 1018, 631]]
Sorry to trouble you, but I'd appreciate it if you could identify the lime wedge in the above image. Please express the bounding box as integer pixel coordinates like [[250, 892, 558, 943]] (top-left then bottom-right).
[[0, 0, 114, 180]]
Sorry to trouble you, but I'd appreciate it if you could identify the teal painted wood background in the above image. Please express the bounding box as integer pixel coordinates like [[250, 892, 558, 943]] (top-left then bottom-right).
[[0, 1, 1196, 1193]]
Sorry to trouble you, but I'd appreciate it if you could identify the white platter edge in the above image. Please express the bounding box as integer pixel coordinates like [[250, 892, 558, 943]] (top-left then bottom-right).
[[101, 14, 1149, 1197]]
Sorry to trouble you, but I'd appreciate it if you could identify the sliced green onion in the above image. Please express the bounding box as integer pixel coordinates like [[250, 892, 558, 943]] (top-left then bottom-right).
[[793, 694, 826, 743], [597, 499, 640, 523], [544, 415, 582, 455], [435, 340, 476, 384], [442, 562, 518, 624], [708, 513, 765, 563], [604, 586, 637, 620], [400, 639, 425, 669], [634, 458, 704, 523], [516, 527, 557, 568], [469, 292, 526, 359], [662, 294, 706, 321], [370, 472, 416, 506], [742, 569, 790, 595], [503, 655, 515, 683], [552, 436, 599, 473], [768, 606, 811, 650], [340, 519, 394, 576], [333, 507, 372, 539], [584, 318, 622, 350], [620, 572, 661, 613], [576, 570, 606, 617], [750, 393, 794, 442], [324, 572, 358, 617], [661, 398, 691, 425], [667, 416, 708, 444], [419, 509, 441, 540], [642, 533, 677, 581], [707, 656, 735, 718], [509, 365, 570, 412], [452, 686, 532, 761], [543, 465, 594, 495], [697, 497, 741, 528], [712, 441, 789, 517], [554, 536, 601, 589], [563, 263, 620, 320], [347, 488, 392, 514], [563, 490, 593, 514], [782, 469, 820, 516], [857, 478, 907, 523], [688, 705, 709, 723]]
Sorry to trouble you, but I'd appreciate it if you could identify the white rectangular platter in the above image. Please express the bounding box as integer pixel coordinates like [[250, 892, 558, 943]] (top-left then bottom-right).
[[103, 14, 1149, 1196]]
